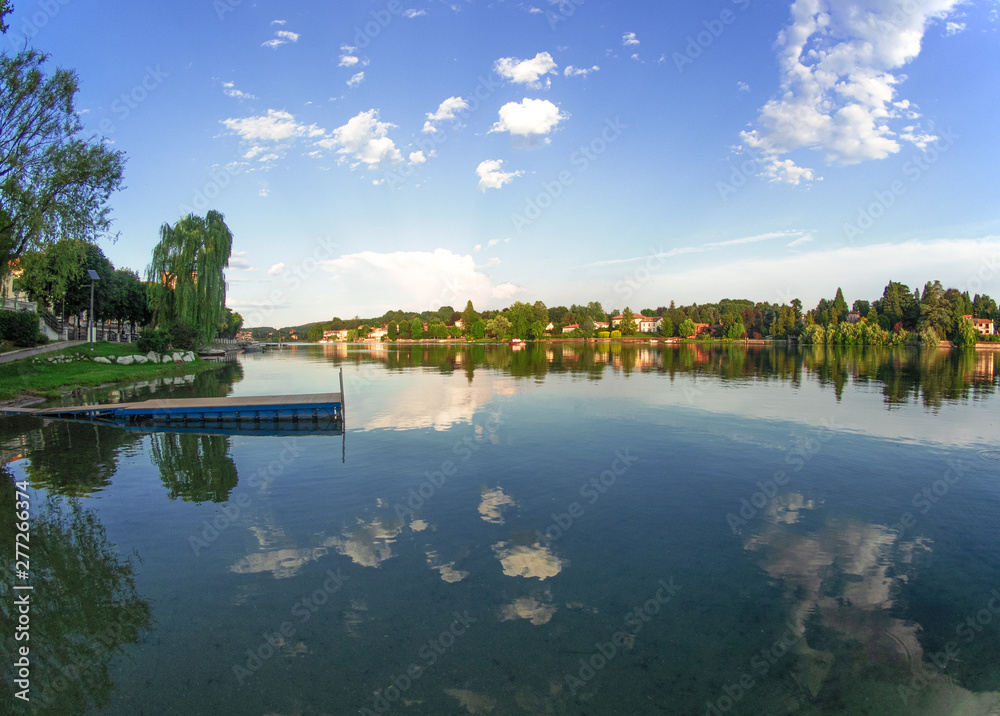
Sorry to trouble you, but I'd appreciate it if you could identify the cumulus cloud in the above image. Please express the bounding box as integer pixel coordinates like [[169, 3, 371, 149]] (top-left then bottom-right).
[[347, 71, 365, 87], [622, 32, 639, 46], [423, 96, 469, 132], [319, 249, 524, 312], [739, 0, 962, 184], [222, 109, 325, 142], [229, 251, 253, 270], [494, 52, 558, 87], [268, 263, 285, 276], [262, 27, 299, 49], [321, 109, 403, 168], [476, 159, 524, 192], [564, 65, 599, 77], [489, 98, 565, 138], [409, 151, 427, 164], [222, 81, 255, 99]]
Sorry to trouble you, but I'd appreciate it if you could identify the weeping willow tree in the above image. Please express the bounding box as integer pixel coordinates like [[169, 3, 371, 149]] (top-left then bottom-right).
[[146, 210, 233, 347]]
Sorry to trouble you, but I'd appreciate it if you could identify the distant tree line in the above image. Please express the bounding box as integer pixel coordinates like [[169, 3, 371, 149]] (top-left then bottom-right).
[[262, 279, 997, 347]]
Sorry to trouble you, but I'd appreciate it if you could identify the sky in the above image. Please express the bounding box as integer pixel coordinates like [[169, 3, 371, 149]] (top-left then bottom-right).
[[5, 0, 999, 326]]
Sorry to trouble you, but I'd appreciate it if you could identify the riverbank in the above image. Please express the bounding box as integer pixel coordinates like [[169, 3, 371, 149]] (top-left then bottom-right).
[[0, 342, 229, 403]]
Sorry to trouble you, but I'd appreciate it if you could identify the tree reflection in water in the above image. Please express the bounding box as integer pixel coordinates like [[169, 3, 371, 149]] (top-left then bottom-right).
[[0, 471, 152, 715], [150, 432, 238, 503]]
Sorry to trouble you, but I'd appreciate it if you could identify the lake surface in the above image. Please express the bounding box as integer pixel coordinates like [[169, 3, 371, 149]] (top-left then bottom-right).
[[2, 343, 1000, 715]]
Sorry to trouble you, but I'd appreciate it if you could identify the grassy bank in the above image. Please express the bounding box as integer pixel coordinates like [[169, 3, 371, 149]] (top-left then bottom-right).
[[0, 342, 226, 401]]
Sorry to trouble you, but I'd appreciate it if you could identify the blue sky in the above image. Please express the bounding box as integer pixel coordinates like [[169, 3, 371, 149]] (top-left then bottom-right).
[[6, 0, 999, 326]]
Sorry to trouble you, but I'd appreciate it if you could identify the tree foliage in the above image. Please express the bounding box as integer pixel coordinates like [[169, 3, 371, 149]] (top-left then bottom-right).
[[146, 210, 233, 348], [0, 50, 125, 276]]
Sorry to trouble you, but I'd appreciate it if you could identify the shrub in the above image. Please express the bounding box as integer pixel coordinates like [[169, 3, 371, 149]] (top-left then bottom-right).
[[168, 323, 197, 350], [0, 309, 41, 347], [598, 331, 610, 339], [137, 328, 172, 354], [610, 330, 622, 338]]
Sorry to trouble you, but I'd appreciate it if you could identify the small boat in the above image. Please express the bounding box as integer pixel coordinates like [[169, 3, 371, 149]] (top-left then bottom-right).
[[509, 338, 525, 348]]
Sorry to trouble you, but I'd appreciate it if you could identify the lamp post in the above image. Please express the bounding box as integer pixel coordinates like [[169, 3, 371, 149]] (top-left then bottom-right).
[[86, 269, 99, 348]]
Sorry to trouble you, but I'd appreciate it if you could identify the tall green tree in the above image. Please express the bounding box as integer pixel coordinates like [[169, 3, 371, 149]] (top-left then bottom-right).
[[678, 318, 696, 338], [410, 316, 424, 339], [146, 210, 234, 347], [918, 280, 951, 338], [0, 50, 125, 277], [461, 300, 477, 333], [620, 307, 638, 336]]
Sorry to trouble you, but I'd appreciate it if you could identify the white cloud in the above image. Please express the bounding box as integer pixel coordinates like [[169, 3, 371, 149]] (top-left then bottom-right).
[[339, 55, 360, 67], [404, 8, 426, 17], [262, 39, 285, 49], [622, 32, 639, 46], [494, 52, 558, 87], [347, 71, 365, 87], [229, 251, 253, 270], [222, 81, 256, 99], [268, 263, 285, 276], [739, 0, 962, 183], [945, 21, 966, 34], [605, 237, 1000, 311], [423, 96, 469, 132], [275, 30, 299, 42], [490, 98, 565, 138], [409, 151, 427, 164], [579, 231, 809, 268], [271, 19, 286, 25], [322, 109, 403, 168], [258, 187, 269, 198], [222, 109, 325, 142], [564, 65, 599, 77], [319, 249, 524, 312], [476, 159, 524, 192], [487, 238, 500, 248], [737, 81, 750, 93]]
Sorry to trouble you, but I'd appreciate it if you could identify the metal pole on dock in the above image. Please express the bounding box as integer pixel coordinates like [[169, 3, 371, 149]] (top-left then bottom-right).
[[339, 367, 345, 422]]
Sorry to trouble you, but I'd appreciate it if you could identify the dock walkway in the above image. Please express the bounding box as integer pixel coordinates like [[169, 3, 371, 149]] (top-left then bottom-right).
[[0, 392, 344, 426]]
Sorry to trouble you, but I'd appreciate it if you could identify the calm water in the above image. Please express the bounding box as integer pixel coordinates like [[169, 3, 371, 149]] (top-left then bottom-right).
[[2, 343, 1000, 715]]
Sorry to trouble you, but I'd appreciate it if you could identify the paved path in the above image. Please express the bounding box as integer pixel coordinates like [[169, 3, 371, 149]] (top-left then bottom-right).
[[0, 340, 87, 364]]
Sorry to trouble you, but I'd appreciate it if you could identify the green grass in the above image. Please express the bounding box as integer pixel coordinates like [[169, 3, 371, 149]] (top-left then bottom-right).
[[0, 342, 224, 401]]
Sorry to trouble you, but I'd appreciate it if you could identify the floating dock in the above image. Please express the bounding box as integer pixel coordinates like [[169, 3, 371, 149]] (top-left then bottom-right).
[[10, 392, 344, 426]]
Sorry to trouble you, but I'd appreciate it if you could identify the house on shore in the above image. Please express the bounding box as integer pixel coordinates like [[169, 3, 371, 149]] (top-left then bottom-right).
[[964, 315, 996, 336], [610, 314, 663, 333]]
